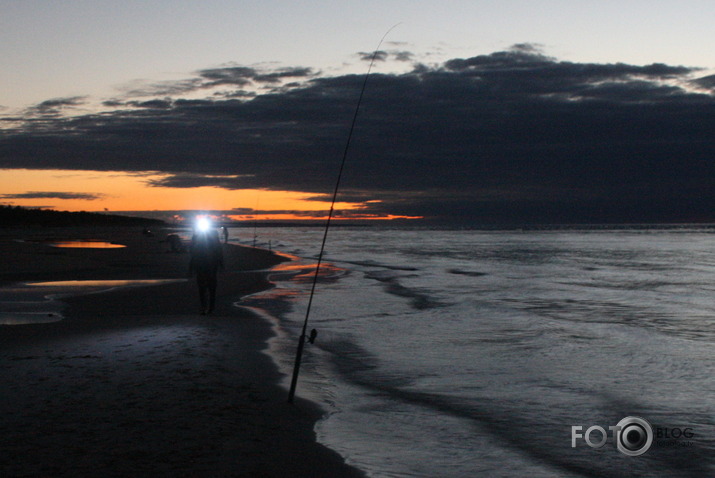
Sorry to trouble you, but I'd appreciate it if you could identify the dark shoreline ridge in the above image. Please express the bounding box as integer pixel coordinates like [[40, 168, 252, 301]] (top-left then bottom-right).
[[0, 227, 365, 477], [0, 205, 165, 227]]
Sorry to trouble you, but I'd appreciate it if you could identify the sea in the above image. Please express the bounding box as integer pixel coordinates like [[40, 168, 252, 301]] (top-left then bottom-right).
[[235, 225, 715, 478]]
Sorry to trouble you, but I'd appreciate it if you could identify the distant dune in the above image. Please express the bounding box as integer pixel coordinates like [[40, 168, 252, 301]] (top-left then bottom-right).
[[0, 205, 163, 227]]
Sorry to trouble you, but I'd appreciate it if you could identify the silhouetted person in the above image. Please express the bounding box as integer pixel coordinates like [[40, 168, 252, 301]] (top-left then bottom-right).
[[189, 227, 224, 315], [221, 226, 229, 244]]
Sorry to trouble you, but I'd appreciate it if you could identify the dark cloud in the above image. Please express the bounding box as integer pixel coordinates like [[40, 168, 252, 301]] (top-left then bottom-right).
[[146, 173, 252, 189], [212, 90, 256, 99], [232, 205, 393, 220], [1, 191, 105, 200], [253, 67, 316, 84], [106, 65, 317, 104], [104, 99, 174, 109], [2, 45, 715, 224], [360, 49, 415, 63], [198, 66, 257, 86], [26, 96, 86, 116], [359, 50, 389, 62], [691, 74, 715, 90], [193, 65, 316, 88], [120, 79, 204, 98], [392, 50, 414, 62]]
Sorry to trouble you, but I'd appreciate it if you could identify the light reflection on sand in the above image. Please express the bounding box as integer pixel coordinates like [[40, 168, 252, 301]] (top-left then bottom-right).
[[0, 295, 66, 325], [27, 279, 185, 287], [48, 240, 126, 249], [1, 312, 63, 325], [1, 279, 187, 325]]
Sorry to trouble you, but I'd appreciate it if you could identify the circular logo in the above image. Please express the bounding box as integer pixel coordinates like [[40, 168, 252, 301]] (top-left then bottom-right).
[[616, 416, 653, 456]]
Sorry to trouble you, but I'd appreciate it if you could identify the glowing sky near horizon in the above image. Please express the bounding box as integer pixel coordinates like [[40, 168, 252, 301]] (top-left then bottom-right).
[[0, 169, 391, 221], [2, 1, 715, 222]]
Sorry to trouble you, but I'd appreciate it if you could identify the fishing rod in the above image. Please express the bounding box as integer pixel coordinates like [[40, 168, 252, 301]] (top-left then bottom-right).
[[287, 24, 400, 403]]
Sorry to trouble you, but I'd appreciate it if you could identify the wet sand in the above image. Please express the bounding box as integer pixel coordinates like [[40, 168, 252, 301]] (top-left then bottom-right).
[[0, 227, 364, 477]]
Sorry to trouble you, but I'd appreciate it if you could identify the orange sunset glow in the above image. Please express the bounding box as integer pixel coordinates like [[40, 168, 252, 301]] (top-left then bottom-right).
[[0, 169, 421, 222]]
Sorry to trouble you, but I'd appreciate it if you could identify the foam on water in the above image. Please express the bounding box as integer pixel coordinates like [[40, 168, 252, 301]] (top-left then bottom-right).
[[240, 227, 715, 477]]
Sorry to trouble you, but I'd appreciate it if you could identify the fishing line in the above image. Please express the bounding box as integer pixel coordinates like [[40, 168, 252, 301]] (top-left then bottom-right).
[[288, 24, 401, 403]]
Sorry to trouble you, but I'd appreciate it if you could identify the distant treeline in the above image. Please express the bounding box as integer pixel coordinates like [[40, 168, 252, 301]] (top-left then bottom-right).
[[0, 206, 164, 227]]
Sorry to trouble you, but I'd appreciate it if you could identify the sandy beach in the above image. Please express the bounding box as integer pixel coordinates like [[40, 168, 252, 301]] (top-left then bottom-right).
[[0, 227, 364, 477]]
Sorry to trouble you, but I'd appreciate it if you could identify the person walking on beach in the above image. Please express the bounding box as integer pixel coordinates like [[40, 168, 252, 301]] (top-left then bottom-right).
[[189, 221, 224, 315]]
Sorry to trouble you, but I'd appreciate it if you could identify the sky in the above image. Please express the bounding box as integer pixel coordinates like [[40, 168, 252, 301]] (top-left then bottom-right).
[[2, 1, 715, 224]]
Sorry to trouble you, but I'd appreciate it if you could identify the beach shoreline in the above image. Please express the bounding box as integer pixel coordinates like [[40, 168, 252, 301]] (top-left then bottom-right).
[[0, 226, 364, 477]]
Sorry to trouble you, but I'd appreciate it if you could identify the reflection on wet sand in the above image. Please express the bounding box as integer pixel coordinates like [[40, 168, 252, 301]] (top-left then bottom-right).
[[1, 279, 187, 325], [27, 279, 185, 287], [47, 240, 126, 249]]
